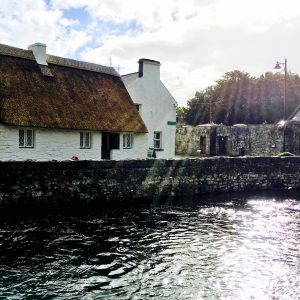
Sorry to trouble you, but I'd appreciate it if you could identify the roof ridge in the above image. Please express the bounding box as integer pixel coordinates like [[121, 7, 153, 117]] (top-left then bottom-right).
[[47, 54, 119, 77], [0, 43, 34, 60], [0, 43, 119, 77]]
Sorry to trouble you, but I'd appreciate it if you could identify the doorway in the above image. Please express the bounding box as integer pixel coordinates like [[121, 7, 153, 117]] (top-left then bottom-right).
[[199, 135, 206, 155], [101, 132, 120, 159], [218, 136, 228, 156]]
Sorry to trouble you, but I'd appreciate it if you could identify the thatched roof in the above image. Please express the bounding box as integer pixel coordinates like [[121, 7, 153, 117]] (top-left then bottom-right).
[[0, 43, 147, 133]]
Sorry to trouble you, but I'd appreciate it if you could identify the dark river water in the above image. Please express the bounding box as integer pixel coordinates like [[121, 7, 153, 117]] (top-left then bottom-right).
[[1, 192, 300, 299]]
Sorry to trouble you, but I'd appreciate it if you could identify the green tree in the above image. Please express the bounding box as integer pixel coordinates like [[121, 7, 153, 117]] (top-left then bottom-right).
[[182, 70, 300, 125], [176, 106, 187, 122]]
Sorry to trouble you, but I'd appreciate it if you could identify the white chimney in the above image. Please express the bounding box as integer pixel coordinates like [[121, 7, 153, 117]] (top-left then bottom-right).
[[28, 43, 48, 65], [138, 58, 161, 80]]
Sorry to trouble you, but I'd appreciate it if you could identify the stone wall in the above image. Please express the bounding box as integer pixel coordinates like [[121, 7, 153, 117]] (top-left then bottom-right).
[[1, 157, 300, 213], [176, 124, 285, 156]]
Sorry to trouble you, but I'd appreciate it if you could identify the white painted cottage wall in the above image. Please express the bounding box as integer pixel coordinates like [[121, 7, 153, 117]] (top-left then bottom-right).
[[0, 125, 148, 161], [122, 61, 177, 159], [0, 125, 102, 161], [111, 133, 148, 160]]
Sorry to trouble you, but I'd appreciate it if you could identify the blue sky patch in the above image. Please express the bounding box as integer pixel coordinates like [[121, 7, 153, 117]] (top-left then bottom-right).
[[63, 7, 90, 29], [110, 19, 143, 36]]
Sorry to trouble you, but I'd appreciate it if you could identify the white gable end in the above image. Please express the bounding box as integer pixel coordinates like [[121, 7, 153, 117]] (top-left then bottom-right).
[[122, 59, 177, 159]]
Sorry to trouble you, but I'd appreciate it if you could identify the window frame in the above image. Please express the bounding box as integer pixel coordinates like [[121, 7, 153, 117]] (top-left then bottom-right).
[[134, 103, 142, 113], [123, 133, 134, 149], [153, 131, 162, 150], [19, 128, 34, 148], [80, 132, 92, 149]]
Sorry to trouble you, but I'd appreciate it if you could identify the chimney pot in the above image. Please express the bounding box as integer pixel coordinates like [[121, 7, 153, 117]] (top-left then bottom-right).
[[138, 58, 161, 79], [28, 42, 48, 65]]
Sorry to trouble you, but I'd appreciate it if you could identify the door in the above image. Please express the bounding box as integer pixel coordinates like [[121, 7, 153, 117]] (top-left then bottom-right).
[[101, 133, 110, 159], [101, 132, 120, 159], [218, 136, 228, 156]]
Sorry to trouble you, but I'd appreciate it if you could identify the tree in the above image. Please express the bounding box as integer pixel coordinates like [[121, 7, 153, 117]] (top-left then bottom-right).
[[176, 106, 187, 122], [181, 70, 300, 125], [185, 89, 211, 125]]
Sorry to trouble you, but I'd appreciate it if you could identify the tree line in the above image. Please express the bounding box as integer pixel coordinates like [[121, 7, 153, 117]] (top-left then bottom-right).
[[177, 70, 300, 125]]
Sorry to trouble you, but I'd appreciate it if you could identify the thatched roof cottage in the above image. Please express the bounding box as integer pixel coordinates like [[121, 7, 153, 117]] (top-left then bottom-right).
[[0, 42, 148, 161]]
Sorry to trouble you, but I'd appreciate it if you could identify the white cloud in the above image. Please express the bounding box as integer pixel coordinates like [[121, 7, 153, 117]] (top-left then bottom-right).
[[51, 0, 300, 32], [0, 0, 90, 57], [80, 0, 300, 105], [2, 0, 300, 106]]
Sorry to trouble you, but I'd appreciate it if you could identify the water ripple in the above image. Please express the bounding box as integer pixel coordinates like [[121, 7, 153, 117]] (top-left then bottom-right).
[[1, 193, 300, 299]]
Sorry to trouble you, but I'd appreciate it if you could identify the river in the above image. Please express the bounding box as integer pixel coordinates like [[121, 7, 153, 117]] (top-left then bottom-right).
[[0, 192, 300, 299]]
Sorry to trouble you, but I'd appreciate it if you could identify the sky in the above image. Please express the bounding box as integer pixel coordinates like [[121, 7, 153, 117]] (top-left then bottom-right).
[[1, 0, 300, 106]]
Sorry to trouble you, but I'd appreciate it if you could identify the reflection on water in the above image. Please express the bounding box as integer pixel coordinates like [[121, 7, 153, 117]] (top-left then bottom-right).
[[1, 193, 300, 299]]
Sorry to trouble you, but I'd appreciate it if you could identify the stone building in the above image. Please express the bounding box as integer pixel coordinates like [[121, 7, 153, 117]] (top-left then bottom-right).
[[176, 121, 300, 157]]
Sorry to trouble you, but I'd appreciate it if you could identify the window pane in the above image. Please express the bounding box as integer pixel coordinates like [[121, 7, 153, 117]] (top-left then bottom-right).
[[127, 135, 131, 147], [80, 132, 91, 148], [19, 130, 25, 147], [130, 135, 133, 148], [123, 135, 126, 148], [80, 133, 84, 148], [123, 134, 133, 148], [26, 130, 33, 147], [154, 132, 161, 149], [85, 133, 90, 148]]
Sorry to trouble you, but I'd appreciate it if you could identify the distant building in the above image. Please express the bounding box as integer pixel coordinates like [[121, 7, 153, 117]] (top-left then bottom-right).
[[284, 105, 300, 154], [122, 59, 177, 159], [176, 117, 300, 157], [0, 42, 148, 161]]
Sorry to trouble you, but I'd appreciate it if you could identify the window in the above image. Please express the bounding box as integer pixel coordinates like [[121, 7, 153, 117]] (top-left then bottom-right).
[[80, 132, 91, 149], [19, 129, 34, 148], [153, 131, 162, 149], [200, 135, 206, 154], [123, 133, 133, 149], [135, 104, 142, 113]]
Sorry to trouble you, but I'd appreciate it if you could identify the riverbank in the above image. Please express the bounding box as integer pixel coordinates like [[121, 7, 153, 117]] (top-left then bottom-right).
[[1, 157, 300, 214]]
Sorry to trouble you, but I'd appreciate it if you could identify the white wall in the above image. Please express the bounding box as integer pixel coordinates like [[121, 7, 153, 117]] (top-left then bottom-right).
[[122, 61, 177, 159], [0, 125, 148, 161], [112, 133, 148, 160], [0, 125, 102, 161]]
